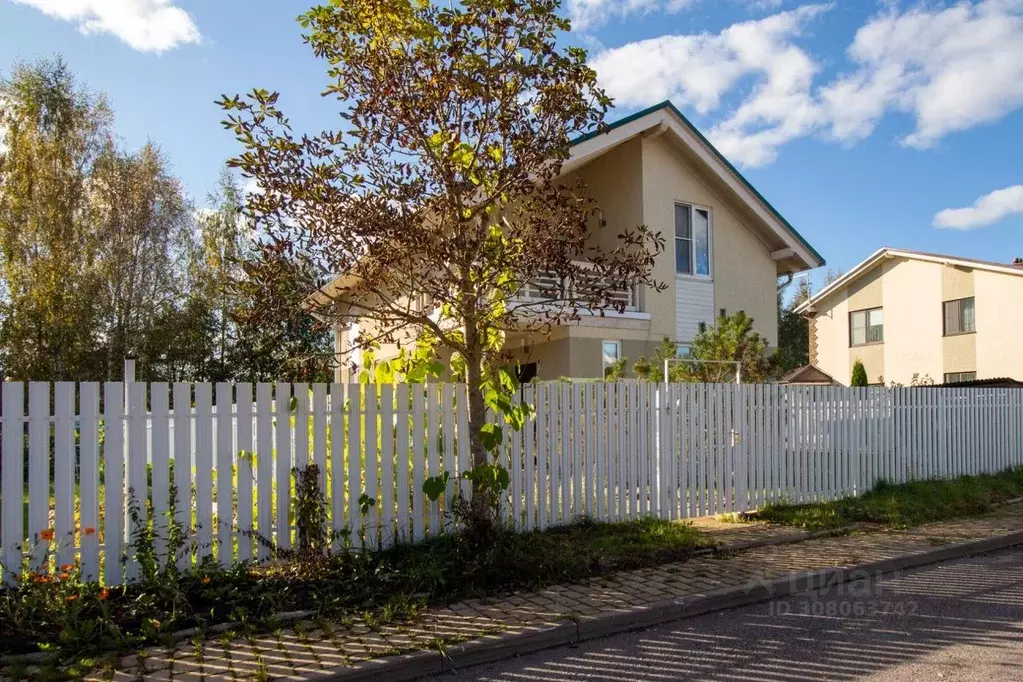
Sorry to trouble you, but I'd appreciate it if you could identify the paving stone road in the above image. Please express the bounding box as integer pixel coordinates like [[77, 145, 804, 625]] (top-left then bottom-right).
[[427, 547, 1023, 681], [80, 504, 1023, 680]]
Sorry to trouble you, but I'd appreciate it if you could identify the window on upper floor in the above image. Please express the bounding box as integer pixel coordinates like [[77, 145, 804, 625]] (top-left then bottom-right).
[[943, 297, 976, 336], [944, 371, 977, 383], [675, 203, 710, 277], [850, 307, 883, 346]]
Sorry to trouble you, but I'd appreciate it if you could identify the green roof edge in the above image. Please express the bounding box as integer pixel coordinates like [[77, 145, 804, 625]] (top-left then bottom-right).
[[571, 100, 826, 268]]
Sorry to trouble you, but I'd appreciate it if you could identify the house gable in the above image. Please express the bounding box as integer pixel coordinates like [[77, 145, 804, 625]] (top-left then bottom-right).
[[638, 130, 781, 346], [567, 101, 824, 275]]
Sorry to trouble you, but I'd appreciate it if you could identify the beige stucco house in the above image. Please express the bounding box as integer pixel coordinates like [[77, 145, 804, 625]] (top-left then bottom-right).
[[796, 248, 1023, 386], [326, 102, 824, 381]]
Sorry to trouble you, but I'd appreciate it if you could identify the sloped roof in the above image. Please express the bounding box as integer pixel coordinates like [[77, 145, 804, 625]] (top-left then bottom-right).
[[796, 247, 1023, 314], [779, 364, 836, 385], [568, 101, 825, 271]]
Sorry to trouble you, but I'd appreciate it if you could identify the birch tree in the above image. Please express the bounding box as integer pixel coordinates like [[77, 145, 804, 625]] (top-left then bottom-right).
[[0, 58, 109, 379], [91, 141, 193, 379]]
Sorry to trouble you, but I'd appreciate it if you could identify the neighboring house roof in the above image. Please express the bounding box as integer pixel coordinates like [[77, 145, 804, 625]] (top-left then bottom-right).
[[795, 247, 1023, 315], [567, 100, 825, 272], [932, 377, 1023, 389], [778, 364, 836, 385]]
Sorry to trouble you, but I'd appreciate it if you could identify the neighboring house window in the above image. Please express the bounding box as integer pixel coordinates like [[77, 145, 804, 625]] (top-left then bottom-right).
[[674, 203, 711, 276], [675, 344, 692, 358], [602, 341, 621, 377], [850, 307, 883, 346], [943, 297, 976, 336], [944, 371, 977, 383]]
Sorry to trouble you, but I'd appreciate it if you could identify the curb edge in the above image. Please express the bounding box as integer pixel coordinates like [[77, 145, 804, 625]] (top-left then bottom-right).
[[331, 530, 1023, 681]]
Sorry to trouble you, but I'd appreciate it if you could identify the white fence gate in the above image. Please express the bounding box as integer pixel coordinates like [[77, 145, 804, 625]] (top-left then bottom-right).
[[1, 381, 1021, 585]]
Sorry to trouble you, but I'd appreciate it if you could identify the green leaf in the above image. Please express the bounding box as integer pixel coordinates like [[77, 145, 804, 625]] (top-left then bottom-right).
[[374, 362, 394, 385], [496, 466, 510, 491], [498, 367, 518, 392], [358, 493, 377, 514], [288, 396, 299, 413], [480, 422, 503, 451], [422, 472, 450, 501]]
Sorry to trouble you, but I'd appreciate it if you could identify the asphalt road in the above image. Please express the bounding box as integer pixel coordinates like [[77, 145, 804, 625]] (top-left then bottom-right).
[[424, 548, 1023, 681]]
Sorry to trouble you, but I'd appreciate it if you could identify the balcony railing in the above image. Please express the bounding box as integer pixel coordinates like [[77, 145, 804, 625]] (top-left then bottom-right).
[[512, 262, 640, 313]]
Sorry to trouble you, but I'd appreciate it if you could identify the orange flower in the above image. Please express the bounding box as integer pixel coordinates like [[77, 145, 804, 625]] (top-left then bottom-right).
[[98, 588, 110, 601], [149, 619, 161, 629], [38, 529, 55, 541], [67, 594, 78, 602], [60, 564, 74, 572], [201, 576, 211, 585], [35, 575, 52, 584], [82, 527, 96, 536], [58, 572, 71, 581]]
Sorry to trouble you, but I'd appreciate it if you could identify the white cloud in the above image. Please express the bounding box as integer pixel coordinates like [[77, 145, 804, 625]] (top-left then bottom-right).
[[567, 0, 788, 27], [11, 0, 200, 52], [592, 4, 830, 166], [743, 0, 786, 10], [567, 0, 696, 32], [242, 176, 263, 198], [591, 0, 1023, 167], [821, 0, 1023, 148], [934, 185, 1023, 230]]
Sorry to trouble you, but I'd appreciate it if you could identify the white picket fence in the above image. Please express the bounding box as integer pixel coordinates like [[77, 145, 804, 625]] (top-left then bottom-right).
[[1, 381, 1021, 585]]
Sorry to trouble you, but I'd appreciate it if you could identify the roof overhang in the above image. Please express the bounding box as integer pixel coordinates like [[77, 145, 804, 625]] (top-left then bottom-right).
[[565, 101, 825, 274], [796, 247, 1023, 315], [303, 272, 362, 314]]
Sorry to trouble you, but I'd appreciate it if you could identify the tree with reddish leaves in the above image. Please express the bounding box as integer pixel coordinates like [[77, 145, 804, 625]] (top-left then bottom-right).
[[219, 0, 663, 536]]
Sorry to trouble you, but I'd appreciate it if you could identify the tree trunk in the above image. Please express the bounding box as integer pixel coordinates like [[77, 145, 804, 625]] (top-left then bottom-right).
[[464, 349, 487, 469], [462, 326, 496, 536]]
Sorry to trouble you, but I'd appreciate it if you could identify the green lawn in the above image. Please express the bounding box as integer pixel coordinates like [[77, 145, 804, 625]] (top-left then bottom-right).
[[750, 466, 1023, 531]]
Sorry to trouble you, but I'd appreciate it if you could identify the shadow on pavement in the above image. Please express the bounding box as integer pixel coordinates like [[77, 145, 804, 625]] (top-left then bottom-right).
[[440, 550, 1023, 681]]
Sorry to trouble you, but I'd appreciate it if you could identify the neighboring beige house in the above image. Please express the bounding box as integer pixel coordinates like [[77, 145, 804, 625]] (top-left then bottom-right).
[[324, 101, 824, 381], [796, 248, 1023, 386]]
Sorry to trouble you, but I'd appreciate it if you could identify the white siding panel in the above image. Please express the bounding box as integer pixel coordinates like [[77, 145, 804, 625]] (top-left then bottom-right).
[[675, 277, 715, 341]]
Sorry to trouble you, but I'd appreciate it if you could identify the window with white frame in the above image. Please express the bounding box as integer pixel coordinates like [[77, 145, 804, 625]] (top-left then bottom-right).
[[675, 344, 691, 358], [602, 340, 621, 377], [849, 307, 883, 346], [675, 203, 710, 276], [944, 371, 977, 383], [943, 297, 976, 336]]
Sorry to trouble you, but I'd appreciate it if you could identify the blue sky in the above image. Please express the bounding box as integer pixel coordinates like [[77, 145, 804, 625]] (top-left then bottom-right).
[[2, 0, 1022, 291]]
